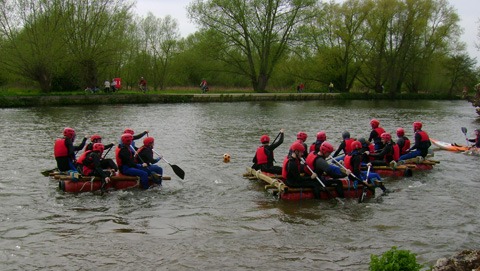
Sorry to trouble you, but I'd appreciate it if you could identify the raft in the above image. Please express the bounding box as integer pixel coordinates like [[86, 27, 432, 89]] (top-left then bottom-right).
[[366, 165, 413, 178], [52, 173, 171, 193], [430, 139, 470, 152], [243, 167, 374, 201]]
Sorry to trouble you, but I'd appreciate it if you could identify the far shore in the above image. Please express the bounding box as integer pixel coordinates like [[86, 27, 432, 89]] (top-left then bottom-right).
[[0, 92, 461, 108]]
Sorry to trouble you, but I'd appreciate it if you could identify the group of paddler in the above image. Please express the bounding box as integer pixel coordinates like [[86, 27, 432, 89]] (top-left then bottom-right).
[[52, 127, 184, 193], [252, 119, 433, 200]]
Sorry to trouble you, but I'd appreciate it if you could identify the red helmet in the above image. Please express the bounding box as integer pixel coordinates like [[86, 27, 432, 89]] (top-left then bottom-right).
[[351, 140, 362, 150], [396, 128, 405, 137], [123, 128, 134, 135], [90, 134, 102, 142], [121, 133, 133, 145], [413, 122, 422, 131], [381, 132, 392, 142], [290, 141, 305, 153], [92, 143, 104, 153], [260, 135, 270, 144], [296, 131, 308, 142], [320, 142, 334, 154], [316, 131, 326, 141], [63, 127, 76, 139], [370, 119, 380, 128], [143, 136, 154, 146]]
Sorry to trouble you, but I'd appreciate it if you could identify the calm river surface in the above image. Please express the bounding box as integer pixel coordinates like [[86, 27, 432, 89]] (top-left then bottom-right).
[[0, 100, 479, 270]]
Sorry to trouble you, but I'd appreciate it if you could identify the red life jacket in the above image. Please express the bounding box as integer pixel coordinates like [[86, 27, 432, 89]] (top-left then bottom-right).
[[81, 151, 95, 176], [304, 152, 319, 175], [309, 143, 315, 153], [400, 137, 411, 154], [255, 146, 268, 165], [417, 130, 430, 142], [344, 138, 355, 154], [393, 144, 400, 161], [374, 127, 385, 137], [344, 154, 353, 171], [135, 146, 147, 163], [54, 138, 68, 157], [76, 150, 92, 166]]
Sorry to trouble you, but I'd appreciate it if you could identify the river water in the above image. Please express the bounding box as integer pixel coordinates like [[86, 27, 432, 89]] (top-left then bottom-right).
[[0, 100, 479, 270]]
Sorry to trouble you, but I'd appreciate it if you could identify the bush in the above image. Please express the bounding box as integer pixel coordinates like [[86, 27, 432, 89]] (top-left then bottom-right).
[[369, 246, 423, 271]]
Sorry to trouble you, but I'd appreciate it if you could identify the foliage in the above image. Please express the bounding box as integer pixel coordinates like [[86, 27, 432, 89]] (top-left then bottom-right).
[[369, 246, 422, 271]]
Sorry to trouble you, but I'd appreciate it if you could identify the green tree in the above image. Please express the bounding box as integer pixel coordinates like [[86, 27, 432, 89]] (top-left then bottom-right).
[[62, 0, 133, 89], [187, 0, 316, 92], [139, 13, 180, 90], [0, 0, 66, 92]]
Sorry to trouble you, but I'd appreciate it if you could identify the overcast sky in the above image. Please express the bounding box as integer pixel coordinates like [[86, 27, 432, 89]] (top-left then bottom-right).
[[134, 0, 480, 62]]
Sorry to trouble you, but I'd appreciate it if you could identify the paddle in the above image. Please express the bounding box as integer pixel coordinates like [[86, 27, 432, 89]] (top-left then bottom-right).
[[358, 164, 371, 203], [300, 158, 345, 205], [41, 168, 57, 177], [152, 149, 185, 180], [461, 127, 471, 146]]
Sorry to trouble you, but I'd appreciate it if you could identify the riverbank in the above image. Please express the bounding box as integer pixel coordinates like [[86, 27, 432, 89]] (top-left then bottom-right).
[[0, 92, 459, 108]]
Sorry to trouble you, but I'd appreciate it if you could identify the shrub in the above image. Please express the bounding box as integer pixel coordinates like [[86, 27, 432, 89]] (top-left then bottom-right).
[[369, 246, 422, 271]]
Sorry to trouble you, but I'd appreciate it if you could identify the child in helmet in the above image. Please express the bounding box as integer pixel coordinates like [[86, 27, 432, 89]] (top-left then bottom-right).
[[54, 127, 87, 172], [368, 119, 386, 151], [252, 129, 284, 174], [368, 133, 400, 166], [136, 137, 163, 186], [119, 128, 149, 149], [84, 134, 117, 172], [332, 131, 355, 158], [396, 128, 411, 155], [309, 131, 327, 153]]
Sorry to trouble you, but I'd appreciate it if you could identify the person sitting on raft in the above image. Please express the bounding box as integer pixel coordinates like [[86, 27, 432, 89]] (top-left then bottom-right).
[[304, 142, 348, 198], [282, 141, 322, 199], [368, 119, 386, 151], [296, 131, 309, 158], [396, 128, 411, 155], [116, 133, 152, 189], [54, 127, 87, 172], [332, 131, 355, 159], [84, 134, 117, 172], [309, 131, 326, 153], [136, 136, 163, 186], [345, 140, 389, 195], [79, 143, 111, 192], [252, 129, 284, 175], [398, 122, 431, 163], [368, 133, 400, 168]]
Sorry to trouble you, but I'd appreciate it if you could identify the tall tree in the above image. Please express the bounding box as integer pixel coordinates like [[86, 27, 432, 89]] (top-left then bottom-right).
[[139, 13, 180, 90], [187, 0, 316, 92], [62, 0, 133, 88]]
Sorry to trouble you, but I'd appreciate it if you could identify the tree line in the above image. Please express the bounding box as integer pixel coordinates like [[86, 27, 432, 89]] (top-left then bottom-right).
[[0, 0, 478, 96]]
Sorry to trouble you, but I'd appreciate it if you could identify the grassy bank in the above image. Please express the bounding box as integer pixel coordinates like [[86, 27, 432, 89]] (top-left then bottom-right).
[[0, 88, 461, 108]]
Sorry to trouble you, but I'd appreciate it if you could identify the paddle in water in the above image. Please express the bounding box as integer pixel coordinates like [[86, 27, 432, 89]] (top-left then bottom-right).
[[300, 158, 344, 205], [461, 127, 471, 146], [153, 149, 185, 180]]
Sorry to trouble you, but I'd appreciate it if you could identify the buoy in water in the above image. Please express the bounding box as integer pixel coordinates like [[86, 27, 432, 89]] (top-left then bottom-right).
[[223, 153, 231, 163]]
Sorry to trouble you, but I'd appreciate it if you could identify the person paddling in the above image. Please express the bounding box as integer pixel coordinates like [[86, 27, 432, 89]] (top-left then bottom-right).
[[282, 141, 322, 199], [115, 133, 151, 189], [304, 142, 348, 198], [79, 143, 112, 192], [396, 128, 411, 155], [136, 137, 163, 186], [296, 131, 309, 158], [332, 131, 355, 158], [368, 133, 400, 167], [252, 129, 284, 175], [54, 127, 87, 172], [83, 134, 117, 172], [466, 129, 480, 148]]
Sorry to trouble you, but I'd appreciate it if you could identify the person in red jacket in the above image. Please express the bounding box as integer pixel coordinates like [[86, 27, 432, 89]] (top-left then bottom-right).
[[54, 127, 87, 172], [252, 129, 284, 174], [282, 141, 322, 199], [332, 131, 355, 158], [368, 133, 400, 166], [115, 133, 151, 189], [83, 134, 117, 171], [80, 143, 112, 193], [399, 122, 431, 162], [309, 131, 327, 153], [396, 128, 411, 155]]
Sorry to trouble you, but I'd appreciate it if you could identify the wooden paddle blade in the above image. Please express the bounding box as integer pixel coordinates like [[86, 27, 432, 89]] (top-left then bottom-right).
[[41, 168, 56, 177], [170, 164, 185, 180]]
